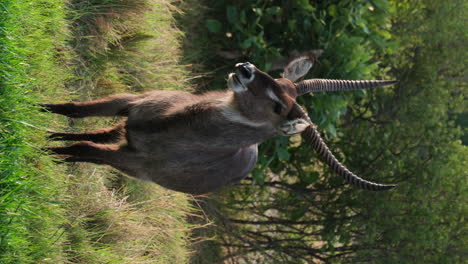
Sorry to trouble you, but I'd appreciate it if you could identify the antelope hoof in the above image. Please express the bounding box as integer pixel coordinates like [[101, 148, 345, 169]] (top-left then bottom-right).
[[279, 118, 310, 136]]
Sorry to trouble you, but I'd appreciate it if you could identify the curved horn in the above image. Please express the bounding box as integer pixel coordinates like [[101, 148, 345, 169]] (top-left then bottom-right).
[[295, 79, 397, 96], [290, 103, 396, 191]]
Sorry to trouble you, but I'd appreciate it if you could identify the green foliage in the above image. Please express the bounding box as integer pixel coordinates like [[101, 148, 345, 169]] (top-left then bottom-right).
[[205, 0, 395, 71], [0, 0, 70, 262], [190, 0, 467, 263]]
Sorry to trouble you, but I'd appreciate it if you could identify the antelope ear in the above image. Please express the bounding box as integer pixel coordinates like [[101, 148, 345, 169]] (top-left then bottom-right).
[[279, 118, 310, 136], [282, 57, 313, 83]]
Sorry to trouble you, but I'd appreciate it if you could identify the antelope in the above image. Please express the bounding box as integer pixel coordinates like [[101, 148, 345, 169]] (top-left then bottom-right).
[[42, 57, 397, 194]]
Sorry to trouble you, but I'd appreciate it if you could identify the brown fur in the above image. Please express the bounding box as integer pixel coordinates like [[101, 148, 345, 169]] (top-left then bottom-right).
[[44, 60, 397, 193], [43, 64, 302, 194]]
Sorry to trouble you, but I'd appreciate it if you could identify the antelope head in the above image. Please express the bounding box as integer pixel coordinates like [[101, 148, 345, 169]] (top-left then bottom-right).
[[228, 57, 397, 191], [228, 61, 310, 136]]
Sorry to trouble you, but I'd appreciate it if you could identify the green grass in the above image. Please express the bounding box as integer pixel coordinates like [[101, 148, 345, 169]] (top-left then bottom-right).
[[0, 1, 70, 262], [0, 0, 197, 263]]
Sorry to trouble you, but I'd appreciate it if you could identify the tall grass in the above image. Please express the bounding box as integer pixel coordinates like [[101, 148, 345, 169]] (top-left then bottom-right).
[[0, 0, 70, 262], [65, 0, 191, 95], [1, 0, 196, 263]]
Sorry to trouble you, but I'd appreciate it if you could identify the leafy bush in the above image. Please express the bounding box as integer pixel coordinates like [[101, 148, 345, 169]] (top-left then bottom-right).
[[190, 0, 467, 263]]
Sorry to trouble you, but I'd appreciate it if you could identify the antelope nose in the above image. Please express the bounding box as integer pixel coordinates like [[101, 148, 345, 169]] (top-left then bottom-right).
[[235, 62, 253, 79]]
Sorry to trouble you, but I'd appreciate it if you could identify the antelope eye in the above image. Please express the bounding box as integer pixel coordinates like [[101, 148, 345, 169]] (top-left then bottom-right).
[[273, 102, 283, 115]]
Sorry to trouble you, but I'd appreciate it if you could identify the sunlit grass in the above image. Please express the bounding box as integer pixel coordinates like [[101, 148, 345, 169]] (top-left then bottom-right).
[[0, 1, 70, 262], [0, 0, 196, 263]]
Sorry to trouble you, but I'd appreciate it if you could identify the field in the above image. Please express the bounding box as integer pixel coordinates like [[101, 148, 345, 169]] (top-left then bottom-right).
[[1, 0, 466, 263], [0, 0, 197, 263]]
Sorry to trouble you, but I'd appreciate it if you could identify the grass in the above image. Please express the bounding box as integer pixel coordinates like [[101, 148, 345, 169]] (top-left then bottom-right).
[[0, 1, 70, 262], [0, 0, 198, 263]]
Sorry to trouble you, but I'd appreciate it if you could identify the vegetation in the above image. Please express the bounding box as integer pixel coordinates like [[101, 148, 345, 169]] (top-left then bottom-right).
[[0, 1, 70, 262], [0, 0, 194, 263], [187, 0, 467, 263], [1, 0, 466, 263]]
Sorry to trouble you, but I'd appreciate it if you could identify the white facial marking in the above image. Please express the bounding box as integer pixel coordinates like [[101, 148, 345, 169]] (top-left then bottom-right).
[[266, 88, 286, 108], [228, 73, 248, 93], [266, 88, 280, 102], [236, 63, 255, 83], [221, 105, 267, 128]]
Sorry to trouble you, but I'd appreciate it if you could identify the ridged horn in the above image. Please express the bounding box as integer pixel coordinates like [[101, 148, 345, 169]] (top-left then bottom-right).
[[295, 79, 397, 96], [290, 103, 396, 191]]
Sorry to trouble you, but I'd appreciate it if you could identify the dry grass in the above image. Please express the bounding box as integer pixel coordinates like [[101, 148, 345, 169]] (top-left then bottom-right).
[[58, 164, 193, 263], [68, 0, 150, 55], [50, 0, 203, 262], [0, 0, 204, 263], [65, 0, 193, 96]]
